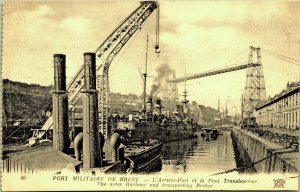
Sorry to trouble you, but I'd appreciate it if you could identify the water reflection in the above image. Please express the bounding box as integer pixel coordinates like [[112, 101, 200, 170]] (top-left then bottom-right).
[[139, 158, 163, 174], [160, 131, 237, 174]]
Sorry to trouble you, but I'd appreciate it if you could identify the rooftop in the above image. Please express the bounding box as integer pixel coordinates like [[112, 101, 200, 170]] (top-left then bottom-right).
[[256, 82, 300, 110], [6, 146, 82, 173]]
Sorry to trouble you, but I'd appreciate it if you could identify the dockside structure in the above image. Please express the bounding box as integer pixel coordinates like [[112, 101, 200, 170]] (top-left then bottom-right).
[[254, 82, 300, 129]]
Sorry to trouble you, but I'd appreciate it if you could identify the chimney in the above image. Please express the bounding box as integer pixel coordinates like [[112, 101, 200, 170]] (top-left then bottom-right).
[[81, 52, 102, 168], [52, 54, 69, 153]]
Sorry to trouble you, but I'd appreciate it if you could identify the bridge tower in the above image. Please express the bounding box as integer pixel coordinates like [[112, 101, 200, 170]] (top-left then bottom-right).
[[242, 46, 266, 119]]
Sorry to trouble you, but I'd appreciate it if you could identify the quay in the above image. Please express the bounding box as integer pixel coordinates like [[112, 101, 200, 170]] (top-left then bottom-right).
[[232, 127, 298, 174], [230, 81, 299, 174]]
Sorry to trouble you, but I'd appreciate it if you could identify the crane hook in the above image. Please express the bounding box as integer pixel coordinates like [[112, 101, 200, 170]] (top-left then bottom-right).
[[155, 44, 160, 57]]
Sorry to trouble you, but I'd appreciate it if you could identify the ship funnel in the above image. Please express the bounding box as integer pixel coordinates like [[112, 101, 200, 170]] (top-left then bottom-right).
[[156, 99, 161, 106], [176, 105, 181, 113], [154, 99, 162, 115], [81, 52, 102, 168], [52, 54, 69, 153]]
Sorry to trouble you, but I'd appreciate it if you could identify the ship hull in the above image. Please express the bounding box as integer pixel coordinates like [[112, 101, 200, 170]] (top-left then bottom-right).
[[119, 123, 196, 143], [125, 141, 163, 173]]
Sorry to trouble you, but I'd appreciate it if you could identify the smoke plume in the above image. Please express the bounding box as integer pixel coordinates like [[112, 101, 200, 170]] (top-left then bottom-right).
[[150, 63, 173, 97]]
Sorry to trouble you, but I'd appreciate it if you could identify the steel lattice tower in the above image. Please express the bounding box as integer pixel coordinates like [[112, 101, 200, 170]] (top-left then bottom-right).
[[242, 46, 266, 118]]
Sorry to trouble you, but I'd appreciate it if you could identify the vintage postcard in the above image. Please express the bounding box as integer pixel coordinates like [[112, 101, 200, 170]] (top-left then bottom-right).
[[1, 0, 299, 191]]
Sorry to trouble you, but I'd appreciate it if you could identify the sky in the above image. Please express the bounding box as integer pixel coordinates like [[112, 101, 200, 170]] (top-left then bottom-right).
[[3, 0, 300, 115]]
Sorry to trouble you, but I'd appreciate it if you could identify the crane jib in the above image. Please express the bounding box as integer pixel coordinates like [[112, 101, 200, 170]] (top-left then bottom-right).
[[66, 1, 157, 107]]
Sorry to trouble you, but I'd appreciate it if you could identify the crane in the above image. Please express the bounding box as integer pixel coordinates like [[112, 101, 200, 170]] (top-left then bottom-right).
[[31, 1, 160, 141]]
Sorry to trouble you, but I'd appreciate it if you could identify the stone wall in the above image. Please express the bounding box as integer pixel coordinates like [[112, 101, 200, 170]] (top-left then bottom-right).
[[232, 128, 298, 174]]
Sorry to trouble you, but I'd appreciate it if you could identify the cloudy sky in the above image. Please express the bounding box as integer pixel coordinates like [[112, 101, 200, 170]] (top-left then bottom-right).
[[3, 1, 300, 114]]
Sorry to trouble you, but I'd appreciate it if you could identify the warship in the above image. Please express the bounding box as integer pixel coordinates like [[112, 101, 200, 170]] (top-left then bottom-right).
[[112, 35, 196, 143], [116, 97, 197, 143]]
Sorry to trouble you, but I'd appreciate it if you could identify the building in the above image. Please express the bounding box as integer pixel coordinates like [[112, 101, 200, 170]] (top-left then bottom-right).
[[254, 82, 300, 130]]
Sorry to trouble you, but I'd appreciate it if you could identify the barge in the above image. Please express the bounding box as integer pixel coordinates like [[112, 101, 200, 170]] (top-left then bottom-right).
[[125, 139, 163, 173]]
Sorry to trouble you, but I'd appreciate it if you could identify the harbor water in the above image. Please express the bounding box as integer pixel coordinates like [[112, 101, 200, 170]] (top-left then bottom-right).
[[159, 131, 237, 174]]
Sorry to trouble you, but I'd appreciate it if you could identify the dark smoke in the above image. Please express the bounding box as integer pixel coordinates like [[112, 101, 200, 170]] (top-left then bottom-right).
[[150, 84, 159, 96], [150, 63, 173, 97]]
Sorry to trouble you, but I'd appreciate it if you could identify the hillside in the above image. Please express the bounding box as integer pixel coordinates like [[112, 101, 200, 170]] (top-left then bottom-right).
[[3, 79, 52, 125], [198, 105, 219, 123], [2, 79, 218, 126]]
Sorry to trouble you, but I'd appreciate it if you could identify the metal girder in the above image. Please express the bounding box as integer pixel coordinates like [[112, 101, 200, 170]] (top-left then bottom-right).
[[169, 63, 262, 83]]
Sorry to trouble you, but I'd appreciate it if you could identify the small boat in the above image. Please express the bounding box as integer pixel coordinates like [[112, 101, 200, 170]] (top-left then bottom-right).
[[212, 128, 219, 135], [200, 128, 221, 137]]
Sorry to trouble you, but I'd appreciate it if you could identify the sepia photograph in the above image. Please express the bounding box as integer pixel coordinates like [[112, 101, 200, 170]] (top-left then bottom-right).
[[1, 0, 299, 191]]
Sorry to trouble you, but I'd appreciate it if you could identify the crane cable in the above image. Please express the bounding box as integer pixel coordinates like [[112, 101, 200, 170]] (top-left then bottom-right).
[[155, 3, 160, 51]]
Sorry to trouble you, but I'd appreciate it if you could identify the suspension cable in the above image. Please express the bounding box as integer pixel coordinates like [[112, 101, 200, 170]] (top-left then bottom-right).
[[199, 48, 249, 74], [261, 48, 300, 62], [223, 48, 249, 67], [261, 49, 300, 67]]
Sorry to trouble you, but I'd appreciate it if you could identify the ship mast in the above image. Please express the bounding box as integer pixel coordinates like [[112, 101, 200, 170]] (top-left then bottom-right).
[[218, 98, 220, 118], [241, 94, 244, 121], [182, 69, 189, 115], [234, 107, 237, 125], [142, 35, 149, 116]]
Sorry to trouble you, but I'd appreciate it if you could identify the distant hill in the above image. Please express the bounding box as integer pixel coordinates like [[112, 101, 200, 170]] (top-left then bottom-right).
[[198, 105, 218, 123], [2, 79, 218, 125], [110, 92, 143, 113]]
